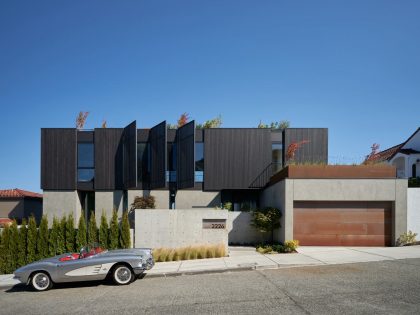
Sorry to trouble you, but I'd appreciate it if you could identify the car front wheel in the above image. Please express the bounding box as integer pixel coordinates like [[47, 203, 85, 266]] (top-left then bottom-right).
[[31, 272, 53, 291], [112, 265, 134, 285]]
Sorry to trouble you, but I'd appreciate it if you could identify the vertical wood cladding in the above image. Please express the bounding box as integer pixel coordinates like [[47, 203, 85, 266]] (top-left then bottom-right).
[[283, 128, 328, 164], [149, 121, 167, 189], [204, 129, 272, 190], [41, 129, 77, 190], [94, 128, 124, 190], [177, 121, 195, 189], [123, 121, 137, 189]]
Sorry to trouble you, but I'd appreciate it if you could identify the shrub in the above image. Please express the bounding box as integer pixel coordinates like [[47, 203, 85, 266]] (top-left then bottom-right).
[[57, 216, 66, 255], [256, 245, 273, 254], [48, 216, 59, 256], [9, 221, 19, 272], [27, 215, 37, 263], [99, 211, 109, 249], [76, 213, 87, 251], [65, 213, 76, 252], [109, 210, 119, 250], [283, 240, 299, 253], [37, 215, 49, 260], [408, 177, 420, 188], [251, 207, 282, 243], [397, 231, 418, 246], [88, 211, 98, 245], [17, 218, 28, 268], [120, 211, 131, 249], [131, 196, 156, 209], [153, 244, 226, 262], [223, 202, 233, 211]]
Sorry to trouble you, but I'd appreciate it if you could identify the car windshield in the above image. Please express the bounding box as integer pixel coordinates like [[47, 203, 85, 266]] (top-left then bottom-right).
[[79, 243, 105, 259]]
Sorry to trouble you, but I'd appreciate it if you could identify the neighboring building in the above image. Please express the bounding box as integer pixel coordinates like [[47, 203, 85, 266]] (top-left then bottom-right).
[[367, 127, 420, 179], [0, 188, 43, 223], [40, 121, 328, 223]]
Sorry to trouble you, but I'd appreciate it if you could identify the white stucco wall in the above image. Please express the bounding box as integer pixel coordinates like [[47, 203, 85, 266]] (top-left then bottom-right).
[[407, 188, 420, 234], [135, 209, 228, 250]]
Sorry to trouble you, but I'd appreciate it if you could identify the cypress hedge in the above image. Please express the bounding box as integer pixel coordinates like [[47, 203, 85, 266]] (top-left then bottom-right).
[[27, 216, 37, 264], [120, 211, 131, 249], [65, 213, 76, 252], [99, 211, 109, 249], [17, 218, 28, 267], [0, 210, 132, 274], [88, 211, 98, 245], [76, 212, 87, 251]]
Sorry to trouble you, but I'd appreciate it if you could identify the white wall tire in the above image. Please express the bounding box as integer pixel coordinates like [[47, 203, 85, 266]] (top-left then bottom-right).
[[31, 272, 52, 291], [112, 265, 134, 285]]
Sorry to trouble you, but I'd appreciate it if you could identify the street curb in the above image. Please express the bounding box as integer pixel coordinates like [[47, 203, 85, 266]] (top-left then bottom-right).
[[144, 266, 255, 278]]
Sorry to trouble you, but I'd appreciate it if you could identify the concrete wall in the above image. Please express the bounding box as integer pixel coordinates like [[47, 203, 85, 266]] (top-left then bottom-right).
[[135, 209, 228, 250], [261, 179, 408, 245], [408, 188, 420, 234], [95, 190, 123, 224], [175, 191, 221, 209], [227, 211, 271, 244], [43, 190, 81, 224]]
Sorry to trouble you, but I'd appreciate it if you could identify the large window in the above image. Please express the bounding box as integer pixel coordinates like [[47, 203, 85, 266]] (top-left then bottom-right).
[[195, 142, 204, 182], [166, 143, 177, 182], [77, 143, 94, 182], [137, 142, 150, 183], [272, 143, 282, 174]]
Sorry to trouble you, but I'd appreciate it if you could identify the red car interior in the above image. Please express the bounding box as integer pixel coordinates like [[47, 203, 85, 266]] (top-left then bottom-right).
[[58, 247, 104, 262]]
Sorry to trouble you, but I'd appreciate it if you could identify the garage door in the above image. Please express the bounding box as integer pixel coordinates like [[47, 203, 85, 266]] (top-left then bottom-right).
[[294, 201, 392, 246]]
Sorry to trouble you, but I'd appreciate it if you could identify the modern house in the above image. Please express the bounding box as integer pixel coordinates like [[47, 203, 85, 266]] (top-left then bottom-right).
[[0, 188, 43, 223], [367, 127, 420, 179], [41, 121, 408, 247], [41, 121, 328, 221]]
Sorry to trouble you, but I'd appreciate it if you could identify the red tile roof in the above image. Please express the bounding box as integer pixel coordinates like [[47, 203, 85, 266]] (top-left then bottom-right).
[[0, 188, 43, 199], [365, 143, 403, 163]]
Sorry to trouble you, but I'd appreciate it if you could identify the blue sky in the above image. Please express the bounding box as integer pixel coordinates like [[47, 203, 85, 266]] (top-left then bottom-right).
[[1, 0, 419, 192]]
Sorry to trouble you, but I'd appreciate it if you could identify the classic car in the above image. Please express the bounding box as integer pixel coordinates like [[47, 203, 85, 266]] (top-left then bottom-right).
[[13, 243, 154, 291]]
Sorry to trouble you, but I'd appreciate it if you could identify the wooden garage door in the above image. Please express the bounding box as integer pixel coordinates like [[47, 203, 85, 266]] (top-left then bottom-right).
[[294, 201, 392, 246]]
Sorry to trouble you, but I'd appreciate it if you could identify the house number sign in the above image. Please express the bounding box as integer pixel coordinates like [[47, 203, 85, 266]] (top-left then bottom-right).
[[202, 219, 226, 229]]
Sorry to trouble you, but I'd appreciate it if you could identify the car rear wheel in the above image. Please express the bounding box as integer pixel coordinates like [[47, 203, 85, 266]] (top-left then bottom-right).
[[112, 265, 134, 285], [31, 272, 52, 291]]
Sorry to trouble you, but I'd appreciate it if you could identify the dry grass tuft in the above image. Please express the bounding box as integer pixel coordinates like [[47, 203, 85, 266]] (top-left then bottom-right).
[[153, 243, 226, 262]]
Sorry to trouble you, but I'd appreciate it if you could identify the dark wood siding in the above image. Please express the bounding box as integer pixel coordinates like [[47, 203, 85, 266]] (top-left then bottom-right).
[[177, 121, 195, 189], [204, 129, 272, 190], [41, 129, 77, 190], [149, 121, 167, 189], [283, 128, 328, 164], [94, 128, 124, 190], [123, 121, 137, 189]]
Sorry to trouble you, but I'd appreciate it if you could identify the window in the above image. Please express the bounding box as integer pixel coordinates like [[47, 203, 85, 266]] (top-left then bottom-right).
[[195, 142, 204, 182], [137, 143, 150, 183], [272, 143, 282, 173], [77, 143, 94, 182]]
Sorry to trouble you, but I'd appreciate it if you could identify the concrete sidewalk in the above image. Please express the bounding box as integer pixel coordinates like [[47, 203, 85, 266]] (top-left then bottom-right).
[[2, 245, 420, 287]]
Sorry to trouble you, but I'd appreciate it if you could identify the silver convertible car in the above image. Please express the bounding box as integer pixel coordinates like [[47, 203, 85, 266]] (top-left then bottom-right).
[[13, 244, 154, 291]]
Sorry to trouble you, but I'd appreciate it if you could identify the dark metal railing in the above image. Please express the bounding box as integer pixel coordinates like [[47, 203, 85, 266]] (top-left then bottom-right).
[[249, 163, 283, 189]]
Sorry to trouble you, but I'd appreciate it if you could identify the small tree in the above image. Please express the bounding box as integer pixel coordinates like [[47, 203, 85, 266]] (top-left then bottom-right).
[[49, 216, 59, 256], [37, 215, 49, 260], [101, 120, 107, 128], [285, 140, 310, 163], [251, 207, 282, 243], [177, 112, 189, 127], [76, 212, 87, 251], [120, 211, 131, 249], [17, 218, 28, 267], [66, 213, 76, 252], [99, 211, 109, 249], [109, 210, 119, 250], [57, 216, 66, 254], [76, 111, 89, 129], [196, 115, 222, 129], [27, 215, 37, 263], [88, 211, 98, 245], [0, 226, 10, 274]]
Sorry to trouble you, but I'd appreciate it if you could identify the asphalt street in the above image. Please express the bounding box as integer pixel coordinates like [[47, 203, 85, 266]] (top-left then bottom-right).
[[1, 258, 420, 315]]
